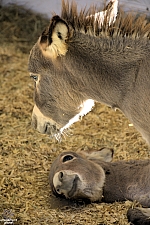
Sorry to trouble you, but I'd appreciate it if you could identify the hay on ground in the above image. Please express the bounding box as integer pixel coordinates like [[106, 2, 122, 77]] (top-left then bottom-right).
[[0, 3, 149, 225]]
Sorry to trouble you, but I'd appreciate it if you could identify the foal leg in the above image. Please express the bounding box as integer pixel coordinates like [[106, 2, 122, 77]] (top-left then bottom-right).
[[127, 207, 150, 225]]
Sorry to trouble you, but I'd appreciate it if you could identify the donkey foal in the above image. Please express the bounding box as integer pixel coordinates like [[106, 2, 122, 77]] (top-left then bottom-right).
[[49, 149, 150, 225]]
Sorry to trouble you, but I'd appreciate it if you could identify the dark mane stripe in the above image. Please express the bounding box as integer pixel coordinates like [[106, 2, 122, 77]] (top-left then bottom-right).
[[61, 0, 150, 39]]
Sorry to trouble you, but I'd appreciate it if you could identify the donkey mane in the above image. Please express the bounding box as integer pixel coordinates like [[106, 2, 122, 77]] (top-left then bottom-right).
[[60, 0, 150, 39]]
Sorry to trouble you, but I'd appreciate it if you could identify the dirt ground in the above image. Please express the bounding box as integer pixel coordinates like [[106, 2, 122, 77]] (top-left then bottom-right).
[[0, 3, 150, 225]]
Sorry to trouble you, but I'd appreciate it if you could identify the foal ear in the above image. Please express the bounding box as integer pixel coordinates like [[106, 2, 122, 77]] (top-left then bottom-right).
[[39, 15, 69, 59], [78, 147, 114, 162]]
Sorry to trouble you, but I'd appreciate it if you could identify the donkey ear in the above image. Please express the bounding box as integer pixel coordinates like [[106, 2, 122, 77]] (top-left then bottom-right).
[[39, 15, 69, 59], [78, 147, 114, 162]]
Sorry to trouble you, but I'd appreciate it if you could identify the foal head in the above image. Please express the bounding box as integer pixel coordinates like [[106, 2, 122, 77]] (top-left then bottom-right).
[[49, 148, 113, 201]]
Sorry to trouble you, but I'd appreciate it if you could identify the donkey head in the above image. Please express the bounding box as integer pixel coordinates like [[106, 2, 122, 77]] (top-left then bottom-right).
[[49, 148, 113, 202], [28, 0, 118, 140], [28, 15, 95, 140]]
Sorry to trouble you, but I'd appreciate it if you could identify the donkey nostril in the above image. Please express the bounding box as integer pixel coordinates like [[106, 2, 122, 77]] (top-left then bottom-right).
[[60, 172, 63, 178], [56, 188, 60, 194], [59, 172, 63, 181], [58, 171, 64, 182]]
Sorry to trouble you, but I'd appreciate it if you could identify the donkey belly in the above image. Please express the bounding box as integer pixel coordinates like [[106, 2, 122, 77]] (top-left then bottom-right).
[[124, 102, 150, 145], [122, 65, 150, 145]]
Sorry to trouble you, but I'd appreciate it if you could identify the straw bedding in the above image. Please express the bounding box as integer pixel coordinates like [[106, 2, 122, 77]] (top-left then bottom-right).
[[0, 3, 149, 225]]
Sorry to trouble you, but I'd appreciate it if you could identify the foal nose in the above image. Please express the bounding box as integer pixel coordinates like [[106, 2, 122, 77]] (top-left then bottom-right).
[[53, 170, 78, 197]]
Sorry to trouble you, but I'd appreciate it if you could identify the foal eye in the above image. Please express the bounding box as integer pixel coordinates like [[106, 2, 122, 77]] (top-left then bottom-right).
[[30, 74, 38, 82], [62, 155, 74, 162]]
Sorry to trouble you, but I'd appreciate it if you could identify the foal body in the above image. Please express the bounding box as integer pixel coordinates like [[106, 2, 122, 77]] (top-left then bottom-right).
[[50, 149, 150, 225]]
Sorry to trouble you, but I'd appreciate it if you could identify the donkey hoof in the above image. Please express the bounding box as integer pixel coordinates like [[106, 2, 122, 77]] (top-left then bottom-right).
[[127, 208, 150, 225]]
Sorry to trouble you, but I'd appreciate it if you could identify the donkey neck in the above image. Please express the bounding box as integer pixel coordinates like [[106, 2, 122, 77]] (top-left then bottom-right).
[[101, 161, 128, 203], [99, 160, 150, 204], [64, 33, 149, 109]]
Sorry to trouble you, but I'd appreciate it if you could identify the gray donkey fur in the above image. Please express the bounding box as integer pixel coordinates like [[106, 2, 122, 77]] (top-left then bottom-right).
[[28, 0, 150, 143], [49, 149, 150, 225]]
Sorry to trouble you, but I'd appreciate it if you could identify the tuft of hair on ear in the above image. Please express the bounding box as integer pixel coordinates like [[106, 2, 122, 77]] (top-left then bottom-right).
[[39, 15, 70, 59]]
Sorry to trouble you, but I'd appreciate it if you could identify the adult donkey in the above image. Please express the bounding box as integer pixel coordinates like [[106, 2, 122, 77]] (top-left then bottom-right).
[[28, 0, 150, 142], [49, 149, 150, 225]]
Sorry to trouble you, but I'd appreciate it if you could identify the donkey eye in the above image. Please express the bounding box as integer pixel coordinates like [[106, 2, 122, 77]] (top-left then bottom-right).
[[63, 155, 74, 162], [30, 74, 38, 82]]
